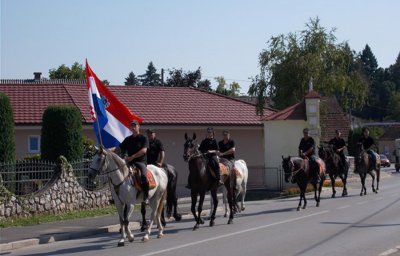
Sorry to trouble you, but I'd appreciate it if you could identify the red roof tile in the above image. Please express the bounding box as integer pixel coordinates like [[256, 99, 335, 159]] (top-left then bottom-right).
[[0, 84, 275, 126], [304, 90, 321, 99], [264, 101, 306, 121]]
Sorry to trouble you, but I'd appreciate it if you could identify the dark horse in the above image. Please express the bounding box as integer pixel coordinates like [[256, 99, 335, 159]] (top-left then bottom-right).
[[318, 145, 348, 197], [281, 156, 326, 211], [355, 143, 381, 196], [140, 164, 182, 232], [183, 133, 235, 230]]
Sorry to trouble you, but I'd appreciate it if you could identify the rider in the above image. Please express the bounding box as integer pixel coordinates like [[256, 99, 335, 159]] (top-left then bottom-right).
[[298, 128, 320, 182], [358, 127, 377, 171], [112, 120, 150, 205], [218, 129, 237, 193], [199, 127, 224, 186], [328, 129, 347, 169]]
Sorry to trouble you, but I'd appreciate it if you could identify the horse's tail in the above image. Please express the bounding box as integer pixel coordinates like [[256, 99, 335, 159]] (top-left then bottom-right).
[[166, 166, 178, 216]]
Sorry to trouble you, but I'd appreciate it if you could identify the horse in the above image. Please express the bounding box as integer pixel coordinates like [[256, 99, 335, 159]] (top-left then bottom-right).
[[88, 147, 168, 246], [210, 159, 249, 218], [281, 156, 326, 211], [183, 133, 236, 230], [354, 143, 381, 196], [140, 164, 182, 232], [318, 145, 348, 197]]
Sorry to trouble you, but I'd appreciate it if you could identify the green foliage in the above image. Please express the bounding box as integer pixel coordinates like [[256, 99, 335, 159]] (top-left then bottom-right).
[[197, 79, 212, 91], [215, 76, 227, 95], [139, 61, 161, 86], [165, 67, 202, 87], [83, 137, 97, 159], [49, 62, 85, 79], [23, 154, 41, 160], [41, 105, 83, 162], [0, 93, 15, 163], [124, 71, 140, 85], [387, 91, 400, 121], [347, 126, 384, 156], [248, 17, 369, 115]]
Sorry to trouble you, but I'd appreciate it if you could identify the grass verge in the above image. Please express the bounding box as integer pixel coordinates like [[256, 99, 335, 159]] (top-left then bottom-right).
[[0, 206, 118, 228]]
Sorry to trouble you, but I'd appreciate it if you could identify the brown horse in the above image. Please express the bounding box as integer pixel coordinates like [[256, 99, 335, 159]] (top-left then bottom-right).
[[183, 133, 236, 230], [281, 156, 326, 211], [318, 145, 348, 197], [354, 143, 381, 196]]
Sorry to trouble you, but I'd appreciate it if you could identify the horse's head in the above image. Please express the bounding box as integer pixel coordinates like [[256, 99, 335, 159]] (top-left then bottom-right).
[[88, 146, 108, 179], [318, 145, 333, 161], [183, 133, 198, 162], [281, 155, 294, 183], [355, 142, 367, 166], [318, 146, 326, 160]]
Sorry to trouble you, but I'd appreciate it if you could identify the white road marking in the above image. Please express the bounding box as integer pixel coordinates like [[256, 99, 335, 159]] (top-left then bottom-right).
[[336, 205, 350, 210], [356, 201, 368, 205], [379, 248, 398, 256], [138, 210, 329, 256]]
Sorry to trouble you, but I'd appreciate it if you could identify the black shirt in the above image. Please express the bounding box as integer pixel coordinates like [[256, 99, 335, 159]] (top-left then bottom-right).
[[219, 139, 235, 160], [329, 137, 346, 151], [147, 138, 164, 165], [119, 134, 148, 164], [199, 138, 219, 155], [358, 136, 375, 150], [299, 137, 315, 156]]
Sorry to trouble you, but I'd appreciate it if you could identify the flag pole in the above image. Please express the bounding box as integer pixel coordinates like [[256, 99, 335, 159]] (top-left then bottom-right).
[[94, 111, 104, 147]]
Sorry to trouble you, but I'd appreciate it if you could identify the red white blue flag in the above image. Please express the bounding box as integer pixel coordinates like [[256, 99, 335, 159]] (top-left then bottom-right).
[[85, 60, 142, 147]]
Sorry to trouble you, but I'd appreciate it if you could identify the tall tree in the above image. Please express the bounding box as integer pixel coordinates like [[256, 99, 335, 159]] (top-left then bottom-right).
[[124, 71, 140, 85], [164, 67, 202, 87], [197, 79, 212, 91], [49, 62, 85, 79], [0, 93, 15, 163], [389, 52, 400, 91], [248, 17, 369, 115], [139, 62, 161, 86], [360, 44, 378, 81], [228, 81, 241, 96], [215, 76, 227, 95]]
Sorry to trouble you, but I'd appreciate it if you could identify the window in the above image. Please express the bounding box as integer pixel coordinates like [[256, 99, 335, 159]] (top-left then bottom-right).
[[28, 136, 40, 153]]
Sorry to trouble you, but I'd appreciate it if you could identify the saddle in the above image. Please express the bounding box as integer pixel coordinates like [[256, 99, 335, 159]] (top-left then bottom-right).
[[209, 163, 231, 183], [129, 166, 157, 191], [301, 158, 326, 176]]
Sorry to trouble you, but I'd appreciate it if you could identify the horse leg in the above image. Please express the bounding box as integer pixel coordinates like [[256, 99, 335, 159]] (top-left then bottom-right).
[[209, 190, 218, 227], [241, 182, 247, 212], [376, 168, 380, 193], [360, 173, 366, 196], [227, 184, 234, 224], [223, 186, 229, 217], [114, 198, 127, 247], [191, 191, 200, 231], [198, 192, 205, 225], [369, 171, 376, 193], [313, 182, 320, 207], [161, 207, 166, 227], [124, 204, 135, 243], [330, 174, 336, 198], [156, 191, 167, 239], [140, 202, 148, 232]]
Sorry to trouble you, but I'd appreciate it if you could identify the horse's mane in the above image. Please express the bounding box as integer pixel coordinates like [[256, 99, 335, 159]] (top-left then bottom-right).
[[107, 149, 130, 176]]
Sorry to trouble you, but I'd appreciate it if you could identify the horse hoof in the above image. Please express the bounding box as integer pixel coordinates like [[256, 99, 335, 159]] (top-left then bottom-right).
[[331, 194, 335, 198], [316, 203, 320, 207], [302, 206, 307, 210], [227, 219, 233, 224], [174, 214, 182, 221], [210, 220, 215, 227], [224, 213, 228, 218], [193, 225, 199, 231], [128, 236, 134, 243], [157, 234, 164, 239], [117, 241, 125, 247], [297, 207, 301, 211], [142, 236, 149, 242], [360, 193, 363, 196], [200, 218, 205, 225], [241, 207, 245, 211]]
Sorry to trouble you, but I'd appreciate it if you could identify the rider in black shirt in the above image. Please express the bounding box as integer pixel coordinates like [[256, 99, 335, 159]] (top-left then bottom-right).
[[358, 127, 377, 171], [298, 128, 319, 182], [113, 120, 149, 205], [199, 127, 224, 186], [328, 129, 347, 169], [218, 130, 235, 170], [146, 129, 165, 167]]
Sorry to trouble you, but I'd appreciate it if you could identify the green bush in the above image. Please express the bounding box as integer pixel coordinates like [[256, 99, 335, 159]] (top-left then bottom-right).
[[41, 105, 83, 161], [83, 137, 97, 159], [0, 93, 15, 163]]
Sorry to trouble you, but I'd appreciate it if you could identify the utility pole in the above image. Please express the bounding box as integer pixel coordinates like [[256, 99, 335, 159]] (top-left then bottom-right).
[[161, 68, 164, 86]]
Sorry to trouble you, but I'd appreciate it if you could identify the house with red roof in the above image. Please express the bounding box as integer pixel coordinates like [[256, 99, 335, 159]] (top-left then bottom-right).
[[0, 76, 276, 194], [263, 89, 350, 189]]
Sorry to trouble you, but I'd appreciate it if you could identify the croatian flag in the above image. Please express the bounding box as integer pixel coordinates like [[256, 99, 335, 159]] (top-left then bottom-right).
[[85, 60, 142, 148]]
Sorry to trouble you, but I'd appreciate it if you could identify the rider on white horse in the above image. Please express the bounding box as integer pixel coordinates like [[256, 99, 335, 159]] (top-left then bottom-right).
[[111, 120, 150, 205], [218, 130, 237, 190]]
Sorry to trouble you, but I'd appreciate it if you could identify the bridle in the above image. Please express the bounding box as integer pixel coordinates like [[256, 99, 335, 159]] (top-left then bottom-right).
[[183, 140, 204, 162], [89, 151, 120, 176], [283, 158, 303, 178]]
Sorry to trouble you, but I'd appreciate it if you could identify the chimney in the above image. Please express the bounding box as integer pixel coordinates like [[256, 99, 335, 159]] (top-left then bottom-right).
[[34, 72, 42, 81]]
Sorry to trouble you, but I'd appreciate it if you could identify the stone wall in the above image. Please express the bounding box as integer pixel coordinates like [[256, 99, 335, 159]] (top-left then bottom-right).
[[0, 156, 112, 219]]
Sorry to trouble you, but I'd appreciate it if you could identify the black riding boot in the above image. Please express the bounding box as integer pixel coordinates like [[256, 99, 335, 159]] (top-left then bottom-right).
[[215, 169, 224, 186], [142, 179, 149, 205]]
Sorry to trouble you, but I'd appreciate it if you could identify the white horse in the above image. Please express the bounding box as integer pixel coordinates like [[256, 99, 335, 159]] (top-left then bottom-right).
[[88, 147, 168, 246], [210, 159, 248, 218]]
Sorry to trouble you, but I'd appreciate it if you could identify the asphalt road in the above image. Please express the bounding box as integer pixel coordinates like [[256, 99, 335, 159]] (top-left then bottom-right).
[[4, 168, 400, 256]]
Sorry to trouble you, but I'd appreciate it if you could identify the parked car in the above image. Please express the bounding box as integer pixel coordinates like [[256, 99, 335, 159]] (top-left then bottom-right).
[[379, 154, 391, 167]]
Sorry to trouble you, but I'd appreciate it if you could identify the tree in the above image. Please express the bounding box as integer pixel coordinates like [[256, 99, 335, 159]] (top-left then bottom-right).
[[139, 62, 161, 86], [360, 44, 378, 81], [197, 79, 212, 91], [215, 76, 227, 95], [248, 17, 369, 115], [49, 62, 85, 79], [0, 93, 15, 163], [228, 81, 241, 96], [387, 91, 400, 121], [41, 105, 83, 162], [164, 67, 202, 87], [49, 62, 109, 85], [124, 71, 140, 85], [389, 52, 400, 91]]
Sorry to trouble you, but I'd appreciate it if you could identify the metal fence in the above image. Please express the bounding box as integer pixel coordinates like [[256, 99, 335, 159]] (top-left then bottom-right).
[[0, 160, 56, 195], [247, 166, 284, 191], [70, 159, 108, 191]]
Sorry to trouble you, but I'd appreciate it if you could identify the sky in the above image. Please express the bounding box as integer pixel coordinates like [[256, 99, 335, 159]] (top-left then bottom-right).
[[1, 0, 399, 94]]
